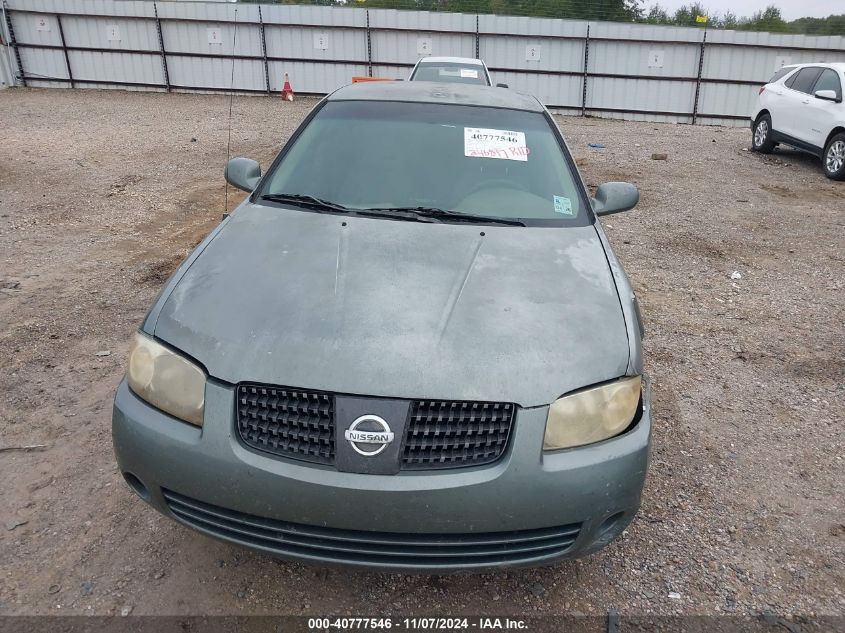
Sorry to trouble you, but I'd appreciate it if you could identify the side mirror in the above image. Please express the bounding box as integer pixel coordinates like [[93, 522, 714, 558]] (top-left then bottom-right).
[[814, 89, 839, 102], [496, 83, 509, 88], [591, 182, 639, 216], [224, 157, 261, 192]]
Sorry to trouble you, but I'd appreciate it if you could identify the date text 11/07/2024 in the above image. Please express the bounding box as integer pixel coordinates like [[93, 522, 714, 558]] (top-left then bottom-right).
[[307, 618, 529, 631]]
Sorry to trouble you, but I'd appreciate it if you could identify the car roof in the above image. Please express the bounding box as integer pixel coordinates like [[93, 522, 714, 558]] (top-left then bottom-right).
[[417, 56, 485, 66], [780, 62, 845, 72], [327, 81, 544, 113]]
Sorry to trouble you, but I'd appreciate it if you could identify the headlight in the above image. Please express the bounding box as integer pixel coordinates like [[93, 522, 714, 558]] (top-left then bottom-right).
[[126, 332, 205, 426], [543, 376, 641, 450]]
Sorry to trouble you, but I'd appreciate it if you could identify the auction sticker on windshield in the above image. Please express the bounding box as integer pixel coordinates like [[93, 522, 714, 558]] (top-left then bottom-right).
[[554, 195, 574, 216], [460, 68, 479, 78], [464, 127, 529, 161]]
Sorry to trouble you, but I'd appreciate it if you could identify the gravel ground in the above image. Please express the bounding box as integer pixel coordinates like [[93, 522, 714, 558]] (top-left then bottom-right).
[[0, 88, 843, 619]]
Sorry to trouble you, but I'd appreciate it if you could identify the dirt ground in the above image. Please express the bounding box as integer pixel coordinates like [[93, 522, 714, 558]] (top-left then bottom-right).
[[0, 88, 842, 619]]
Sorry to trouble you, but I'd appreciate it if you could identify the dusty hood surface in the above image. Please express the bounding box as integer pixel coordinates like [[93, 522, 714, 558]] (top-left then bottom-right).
[[153, 203, 629, 407]]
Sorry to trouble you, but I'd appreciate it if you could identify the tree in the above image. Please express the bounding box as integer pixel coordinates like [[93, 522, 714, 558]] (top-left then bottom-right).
[[643, 4, 671, 24], [718, 11, 738, 29], [671, 2, 709, 27], [789, 14, 845, 35], [741, 6, 789, 33]]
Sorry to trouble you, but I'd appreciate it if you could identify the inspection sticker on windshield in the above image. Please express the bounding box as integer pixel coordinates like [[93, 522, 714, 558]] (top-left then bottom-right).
[[464, 128, 529, 161], [554, 195, 574, 216], [460, 68, 479, 78]]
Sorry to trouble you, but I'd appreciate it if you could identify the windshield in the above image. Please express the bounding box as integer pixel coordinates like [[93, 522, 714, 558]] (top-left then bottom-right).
[[259, 100, 589, 226], [411, 62, 489, 85]]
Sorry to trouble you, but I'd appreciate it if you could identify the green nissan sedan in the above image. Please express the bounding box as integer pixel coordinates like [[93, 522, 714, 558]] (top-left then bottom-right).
[[112, 81, 650, 571]]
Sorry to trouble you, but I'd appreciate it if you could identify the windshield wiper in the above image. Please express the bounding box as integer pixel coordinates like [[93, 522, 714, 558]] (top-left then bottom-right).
[[259, 197, 525, 226], [360, 206, 525, 227], [260, 193, 352, 214]]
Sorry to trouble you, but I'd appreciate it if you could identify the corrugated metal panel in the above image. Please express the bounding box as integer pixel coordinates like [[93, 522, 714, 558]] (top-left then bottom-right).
[[1, 9, 15, 87], [479, 15, 587, 38], [588, 76, 695, 115], [7, 0, 153, 18], [263, 5, 369, 92], [65, 81, 164, 92], [707, 28, 845, 51], [19, 46, 69, 82], [494, 72, 581, 109], [589, 40, 699, 79], [477, 15, 585, 107], [370, 65, 406, 80], [161, 19, 263, 57], [479, 15, 586, 80], [262, 5, 367, 29], [590, 21, 703, 43], [371, 30, 474, 66], [528, 74, 581, 110], [481, 36, 584, 73], [167, 56, 262, 90], [369, 9, 476, 34], [10, 11, 64, 47], [26, 79, 71, 89], [697, 82, 758, 122], [156, 1, 258, 25], [1, 46, 14, 87], [60, 15, 160, 51], [700, 117, 746, 128], [369, 9, 475, 66], [586, 110, 690, 124], [261, 0, 369, 99], [587, 21, 702, 122], [68, 49, 163, 85], [265, 24, 367, 63]]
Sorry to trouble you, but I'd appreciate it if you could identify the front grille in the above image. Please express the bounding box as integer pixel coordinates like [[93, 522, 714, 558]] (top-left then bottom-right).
[[236, 384, 334, 464], [402, 400, 515, 469], [163, 489, 580, 569], [236, 384, 516, 470]]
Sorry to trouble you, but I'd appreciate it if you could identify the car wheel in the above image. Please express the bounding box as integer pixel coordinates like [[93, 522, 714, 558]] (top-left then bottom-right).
[[752, 114, 776, 153], [823, 133, 845, 181]]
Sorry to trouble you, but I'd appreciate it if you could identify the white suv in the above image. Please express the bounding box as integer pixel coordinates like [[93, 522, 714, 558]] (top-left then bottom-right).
[[751, 62, 845, 180]]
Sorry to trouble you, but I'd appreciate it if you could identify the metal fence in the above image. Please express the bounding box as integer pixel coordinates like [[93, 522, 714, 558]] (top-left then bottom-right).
[[3, 0, 845, 126]]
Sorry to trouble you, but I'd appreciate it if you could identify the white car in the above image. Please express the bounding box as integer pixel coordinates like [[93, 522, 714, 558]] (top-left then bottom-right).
[[409, 56, 494, 86], [751, 62, 845, 180]]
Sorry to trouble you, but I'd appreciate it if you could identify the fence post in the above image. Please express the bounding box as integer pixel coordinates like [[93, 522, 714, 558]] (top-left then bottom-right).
[[692, 30, 707, 125], [56, 14, 74, 88], [153, 2, 170, 92], [258, 5, 269, 95], [581, 24, 590, 116], [3, 3, 26, 87], [475, 15, 479, 59], [366, 9, 372, 77]]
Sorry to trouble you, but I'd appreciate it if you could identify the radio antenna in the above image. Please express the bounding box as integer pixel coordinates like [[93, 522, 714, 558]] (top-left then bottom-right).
[[224, 6, 238, 215]]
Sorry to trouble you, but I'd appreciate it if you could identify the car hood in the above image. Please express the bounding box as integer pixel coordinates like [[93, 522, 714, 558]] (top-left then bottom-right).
[[153, 203, 629, 407]]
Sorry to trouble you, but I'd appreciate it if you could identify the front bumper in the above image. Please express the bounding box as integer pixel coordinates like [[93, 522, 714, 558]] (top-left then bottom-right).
[[112, 378, 652, 572]]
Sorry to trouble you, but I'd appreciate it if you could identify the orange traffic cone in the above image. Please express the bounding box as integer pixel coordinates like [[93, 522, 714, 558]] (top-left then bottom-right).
[[281, 72, 294, 102]]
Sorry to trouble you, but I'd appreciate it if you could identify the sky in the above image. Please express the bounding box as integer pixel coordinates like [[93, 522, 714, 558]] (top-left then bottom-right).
[[649, 0, 841, 20]]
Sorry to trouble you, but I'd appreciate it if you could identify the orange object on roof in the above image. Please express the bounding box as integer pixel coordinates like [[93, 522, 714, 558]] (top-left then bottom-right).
[[352, 76, 394, 83]]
